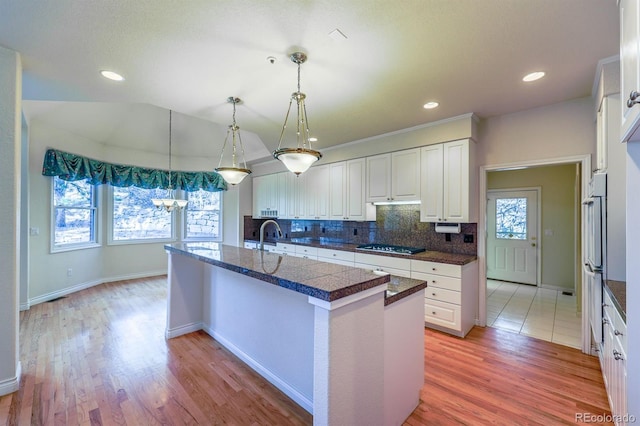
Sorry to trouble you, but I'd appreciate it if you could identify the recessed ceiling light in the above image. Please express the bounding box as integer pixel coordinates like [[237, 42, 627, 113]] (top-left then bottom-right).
[[522, 71, 545, 82], [423, 101, 439, 109], [100, 70, 125, 81]]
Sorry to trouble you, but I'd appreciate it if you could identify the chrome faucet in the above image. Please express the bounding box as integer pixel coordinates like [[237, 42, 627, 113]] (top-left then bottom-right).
[[259, 219, 283, 251]]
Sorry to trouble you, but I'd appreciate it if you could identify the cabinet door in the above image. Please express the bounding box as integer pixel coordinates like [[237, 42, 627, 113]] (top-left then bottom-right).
[[252, 174, 278, 218], [276, 172, 289, 218], [621, 0, 640, 142], [442, 139, 470, 222], [420, 144, 443, 222], [366, 154, 391, 202], [346, 158, 366, 220], [391, 148, 421, 201], [307, 164, 330, 219], [597, 100, 607, 171], [329, 161, 347, 219]]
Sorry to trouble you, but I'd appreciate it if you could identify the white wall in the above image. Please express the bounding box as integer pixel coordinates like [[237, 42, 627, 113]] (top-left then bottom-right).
[[477, 97, 596, 167], [0, 45, 21, 396]]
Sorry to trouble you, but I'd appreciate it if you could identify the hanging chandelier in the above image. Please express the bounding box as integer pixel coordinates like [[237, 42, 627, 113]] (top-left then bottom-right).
[[215, 96, 252, 185], [151, 110, 188, 212], [273, 51, 322, 176]]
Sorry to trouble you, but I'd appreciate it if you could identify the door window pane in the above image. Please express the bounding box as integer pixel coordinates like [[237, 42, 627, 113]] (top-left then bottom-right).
[[495, 197, 527, 240]]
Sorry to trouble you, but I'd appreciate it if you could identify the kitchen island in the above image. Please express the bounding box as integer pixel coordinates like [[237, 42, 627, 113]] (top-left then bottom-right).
[[164, 242, 427, 426]]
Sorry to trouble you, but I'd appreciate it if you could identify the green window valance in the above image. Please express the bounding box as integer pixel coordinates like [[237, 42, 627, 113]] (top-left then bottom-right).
[[42, 148, 227, 192]]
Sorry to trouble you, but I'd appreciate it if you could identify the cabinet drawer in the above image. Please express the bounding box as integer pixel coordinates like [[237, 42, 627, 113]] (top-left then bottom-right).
[[317, 248, 355, 263], [425, 287, 461, 305], [425, 299, 461, 331], [276, 243, 297, 253], [412, 271, 461, 292], [244, 241, 257, 249], [295, 245, 318, 256], [411, 260, 461, 278], [355, 263, 411, 278], [603, 291, 627, 352], [354, 252, 411, 271]]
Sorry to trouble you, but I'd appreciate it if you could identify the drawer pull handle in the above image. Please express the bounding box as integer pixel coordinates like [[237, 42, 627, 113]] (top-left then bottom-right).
[[614, 330, 624, 336], [432, 292, 437, 296], [432, 311, 437, 315], [432, 268, 437, 271], [613, 350, 624, 361]]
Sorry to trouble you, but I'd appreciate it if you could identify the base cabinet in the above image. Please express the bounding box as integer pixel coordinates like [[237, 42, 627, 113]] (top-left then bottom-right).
[[411, 259, 478, 337], [601, 290, 628, 425]]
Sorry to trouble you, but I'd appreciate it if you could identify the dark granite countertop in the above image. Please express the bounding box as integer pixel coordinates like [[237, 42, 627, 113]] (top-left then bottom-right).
[[166, 242, 427, 304], [604, 280, 626, 322], [246, 237, 477, 266]]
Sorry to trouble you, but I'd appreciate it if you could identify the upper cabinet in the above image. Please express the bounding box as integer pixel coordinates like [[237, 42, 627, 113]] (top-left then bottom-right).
[[366, 148, 421, 203], [620, 0, 640, 142], [420, 139, 477, 223], [306, 164, 330, 220], [252, 173, 279, 218], [330, 158, 374, 221]]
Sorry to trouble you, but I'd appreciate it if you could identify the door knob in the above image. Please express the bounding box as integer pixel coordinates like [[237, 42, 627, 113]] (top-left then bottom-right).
[[531, 243, 536, 247]]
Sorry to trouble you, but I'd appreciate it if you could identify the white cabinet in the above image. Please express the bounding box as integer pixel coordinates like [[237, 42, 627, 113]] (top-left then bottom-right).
[[620, 0, 640, 142], [329, 158, 374, 221], [420, 139, 476, 223], [317, 247, 355, 266], [284, 172, 307, 219], [411, 259, 478, 337], [366, 148, 421, 203], [601, 290, 627, 425], [306, 164, 330, 220], [354, 252, 411, 278], [252, 174, 279, 218]]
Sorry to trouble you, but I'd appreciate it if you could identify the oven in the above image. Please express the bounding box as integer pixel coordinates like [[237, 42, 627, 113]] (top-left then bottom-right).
[[582, 171, 606, 349]]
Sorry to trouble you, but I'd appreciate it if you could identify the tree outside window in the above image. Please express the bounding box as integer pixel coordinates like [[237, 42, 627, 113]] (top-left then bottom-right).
[[53, 177, 97, 249], [184, 190, 222, 240], [112, 186, 173, 241]]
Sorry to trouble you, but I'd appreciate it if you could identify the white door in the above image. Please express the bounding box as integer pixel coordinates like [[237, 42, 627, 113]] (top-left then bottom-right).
[[487, 190, 539, 285]]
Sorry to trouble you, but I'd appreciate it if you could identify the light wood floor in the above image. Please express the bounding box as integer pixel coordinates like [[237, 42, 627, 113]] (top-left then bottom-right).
[[0, 276, 612, 425]]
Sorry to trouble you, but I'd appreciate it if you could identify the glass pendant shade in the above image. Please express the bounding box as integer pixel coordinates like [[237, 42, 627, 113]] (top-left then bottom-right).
[[215, 97, 252, 185], [273, 52, 322, 175], [216, 167, 251, 185], [151, 110, 188, 211], [273, 148, 321, 175]]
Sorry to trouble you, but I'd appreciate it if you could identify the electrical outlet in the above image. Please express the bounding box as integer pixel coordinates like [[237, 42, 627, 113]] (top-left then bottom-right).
[[67, 268, 73, 277], [464, 234, 474, 243]]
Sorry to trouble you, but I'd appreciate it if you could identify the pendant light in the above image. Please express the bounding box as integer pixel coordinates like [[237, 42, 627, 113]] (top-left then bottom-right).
[[215, 96, 252, 185], [273, 51, 322, 175], [151, 110, 188, 211]]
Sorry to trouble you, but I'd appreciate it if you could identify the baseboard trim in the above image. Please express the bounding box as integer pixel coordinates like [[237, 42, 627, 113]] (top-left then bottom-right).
[[29, 270, 167, 307], [165, 322, 203, 339], [0, 361, 21, 397], [203, 325, 314, 414]]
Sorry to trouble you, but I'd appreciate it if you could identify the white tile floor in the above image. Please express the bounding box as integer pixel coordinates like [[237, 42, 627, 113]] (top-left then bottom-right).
[[486, 279, 582, 349]]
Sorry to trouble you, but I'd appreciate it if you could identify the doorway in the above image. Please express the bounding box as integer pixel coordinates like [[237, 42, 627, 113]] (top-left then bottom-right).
[[478, 155, 591, 353], [487, 189, 540, 286]]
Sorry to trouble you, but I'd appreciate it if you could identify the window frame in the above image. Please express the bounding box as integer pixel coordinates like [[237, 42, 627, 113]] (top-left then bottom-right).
[[50, 177, 101, 253], [181, 189, 224, 242], [107, 184, 179, 246]]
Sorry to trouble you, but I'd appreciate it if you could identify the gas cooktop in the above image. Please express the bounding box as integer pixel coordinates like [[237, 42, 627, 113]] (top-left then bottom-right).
[[356, 244, 426, 255]]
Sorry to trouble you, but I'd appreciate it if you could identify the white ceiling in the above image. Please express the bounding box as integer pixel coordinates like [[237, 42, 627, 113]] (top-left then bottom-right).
[[0, 0, 620, 164]]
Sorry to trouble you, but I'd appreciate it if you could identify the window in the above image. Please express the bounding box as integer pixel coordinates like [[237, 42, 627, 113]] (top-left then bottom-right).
[[184, 190, 222, 240], [52, 177, 98, 250], [495, 197, 527, 240], [111, 186, 174, 242]]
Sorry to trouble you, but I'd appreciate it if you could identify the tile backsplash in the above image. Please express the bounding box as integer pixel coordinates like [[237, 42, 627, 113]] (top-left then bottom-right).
[[245, 205, 477, 255]]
